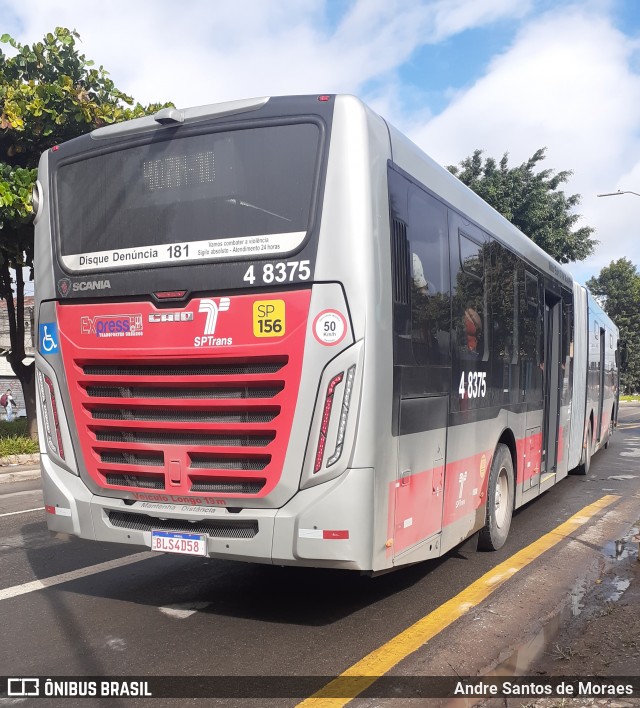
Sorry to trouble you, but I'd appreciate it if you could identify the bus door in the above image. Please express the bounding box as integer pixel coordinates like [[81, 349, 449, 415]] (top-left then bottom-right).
[[395, 398, 448, 557], [388, 166, 451, 559], [542, 291, 562, 475]]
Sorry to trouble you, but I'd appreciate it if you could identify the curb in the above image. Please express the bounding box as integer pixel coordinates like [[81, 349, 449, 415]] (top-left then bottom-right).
[[0, 453, 41, 484], [0, 468, 41, 484], [0, 453, 39, 467]]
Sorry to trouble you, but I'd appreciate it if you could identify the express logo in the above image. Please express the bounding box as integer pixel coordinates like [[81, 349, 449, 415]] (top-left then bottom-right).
[[195, 297, 232, 347], [81, 314, 144, 338]]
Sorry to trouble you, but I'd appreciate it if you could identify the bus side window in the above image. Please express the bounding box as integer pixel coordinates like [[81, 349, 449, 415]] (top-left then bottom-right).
[[490, 240, 518, 402], [562, 293, 573, 406], [407, 187, 450, 366], [457, 232, 487, 361], [521, 270, 543, 399]]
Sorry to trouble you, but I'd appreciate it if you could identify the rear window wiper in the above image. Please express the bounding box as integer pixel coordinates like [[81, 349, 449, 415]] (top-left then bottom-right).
[[224, 198, 292, 223]]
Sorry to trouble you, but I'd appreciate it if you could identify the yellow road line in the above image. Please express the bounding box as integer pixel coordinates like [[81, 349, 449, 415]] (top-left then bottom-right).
[[297, 495, 618, 707]]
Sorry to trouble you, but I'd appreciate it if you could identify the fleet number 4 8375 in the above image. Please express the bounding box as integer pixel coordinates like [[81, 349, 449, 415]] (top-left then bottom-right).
[[243, 260, 311, 285], [459, 371, 487, 399]]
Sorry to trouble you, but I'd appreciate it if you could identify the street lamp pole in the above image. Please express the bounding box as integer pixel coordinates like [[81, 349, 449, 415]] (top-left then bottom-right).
[[597, 190, 640, 198]]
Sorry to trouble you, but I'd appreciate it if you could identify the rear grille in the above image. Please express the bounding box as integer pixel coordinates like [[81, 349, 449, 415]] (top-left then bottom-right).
[[95, 430, 274, 447], [73, 355, 288, 497], [83, 362, 285, 377], [106, 474, 164, 489], [86, 384, 283, 399], [90, 408, 277, 424], [189, 455, 270, 470], [58, 290, 311, 501], [107, 510, 258, 538], [100, 451, 164, 466], [191, 478, 266, 494]]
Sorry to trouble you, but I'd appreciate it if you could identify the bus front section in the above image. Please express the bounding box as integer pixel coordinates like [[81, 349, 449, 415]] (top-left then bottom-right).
[[34, 96, 381, 570]]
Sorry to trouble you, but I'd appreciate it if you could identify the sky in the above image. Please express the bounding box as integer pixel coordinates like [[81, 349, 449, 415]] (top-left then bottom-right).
[[3, 0, 640, 285]]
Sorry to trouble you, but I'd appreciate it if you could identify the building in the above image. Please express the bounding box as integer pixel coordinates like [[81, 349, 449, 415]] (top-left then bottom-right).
[[0, 296, 35, 417]]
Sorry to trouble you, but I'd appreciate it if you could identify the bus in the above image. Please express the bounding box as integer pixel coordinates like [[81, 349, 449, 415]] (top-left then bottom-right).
[[33, 94, 619, 572]]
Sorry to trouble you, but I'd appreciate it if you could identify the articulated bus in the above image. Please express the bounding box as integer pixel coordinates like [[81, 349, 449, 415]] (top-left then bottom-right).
[[34, 95, 618, 572]]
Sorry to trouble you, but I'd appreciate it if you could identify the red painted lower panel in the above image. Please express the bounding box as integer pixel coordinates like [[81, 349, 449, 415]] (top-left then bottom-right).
[[389, 426, 568, 556]]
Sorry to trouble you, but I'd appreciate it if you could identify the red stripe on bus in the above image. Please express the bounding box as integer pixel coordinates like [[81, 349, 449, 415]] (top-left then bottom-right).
[[389, 426, 567, 556]]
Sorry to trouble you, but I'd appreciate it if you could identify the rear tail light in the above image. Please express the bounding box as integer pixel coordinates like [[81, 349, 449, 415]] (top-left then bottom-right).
[[327, 365, 356, 467], [313, 372, 344, 473], [37, 370, 65, 460], [313, 365, 357, 473]]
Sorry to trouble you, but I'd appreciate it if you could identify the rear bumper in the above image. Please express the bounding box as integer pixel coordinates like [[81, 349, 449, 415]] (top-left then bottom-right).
[[41, 455, 374, 570]]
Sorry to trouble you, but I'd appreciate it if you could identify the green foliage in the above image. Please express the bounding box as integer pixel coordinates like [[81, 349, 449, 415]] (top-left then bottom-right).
[[0, 27, 169, 236], [0, 433, 39, 456], [586, 258, 640, 393], [0, 27, 170, 434], [0, 418, 38, 457], [0, 417, 29, 437], [447, 148, 597, 264]]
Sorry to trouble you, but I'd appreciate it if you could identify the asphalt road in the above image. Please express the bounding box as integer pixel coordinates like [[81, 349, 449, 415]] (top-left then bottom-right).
[[1, 404, 639, 706]]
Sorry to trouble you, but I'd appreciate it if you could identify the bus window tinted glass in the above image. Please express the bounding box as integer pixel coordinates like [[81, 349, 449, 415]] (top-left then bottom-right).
[[457, 233, 486, 361], [521, 270, 543, 399], [491, 241, 519, 403], [408, 187, 450, 365], [56, 123, 320, 264]]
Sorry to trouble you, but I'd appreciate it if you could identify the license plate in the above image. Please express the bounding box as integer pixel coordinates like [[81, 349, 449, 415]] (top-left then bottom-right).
[[151, 530, 207, 557]]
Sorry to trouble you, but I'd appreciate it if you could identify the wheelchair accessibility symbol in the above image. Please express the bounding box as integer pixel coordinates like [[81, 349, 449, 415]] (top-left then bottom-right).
[[39, 323, 60, 355]]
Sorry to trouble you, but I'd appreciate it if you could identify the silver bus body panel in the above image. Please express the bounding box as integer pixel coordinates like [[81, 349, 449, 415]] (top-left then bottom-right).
[[385, 123, 574, 289], [91, 97, 271, 140], [569, 283, 588, 469]]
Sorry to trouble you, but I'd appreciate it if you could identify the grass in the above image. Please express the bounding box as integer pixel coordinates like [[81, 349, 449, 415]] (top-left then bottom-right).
[[0, 419, 39, 457], [620, 394, 640, 402], [0, 419, 30, 438], [0, 434, 39, 457]]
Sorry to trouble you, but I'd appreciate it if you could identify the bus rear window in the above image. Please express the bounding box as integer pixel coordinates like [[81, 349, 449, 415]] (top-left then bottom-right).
[[55, 122, 321, 271]]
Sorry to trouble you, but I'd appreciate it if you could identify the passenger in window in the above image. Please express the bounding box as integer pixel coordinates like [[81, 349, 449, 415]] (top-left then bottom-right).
[[411, 252, 441, 362], [412, 253, 434, 296], [464, 307, 482, 356]]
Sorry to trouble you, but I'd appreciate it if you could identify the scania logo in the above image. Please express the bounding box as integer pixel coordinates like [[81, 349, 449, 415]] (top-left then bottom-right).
[[72, 279, 111, 292], [148, 312, 194, 323], [57, 278, 71, 297]]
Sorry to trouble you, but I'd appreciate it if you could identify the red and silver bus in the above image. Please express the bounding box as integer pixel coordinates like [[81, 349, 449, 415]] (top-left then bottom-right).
[[34, 95, 618, 571]]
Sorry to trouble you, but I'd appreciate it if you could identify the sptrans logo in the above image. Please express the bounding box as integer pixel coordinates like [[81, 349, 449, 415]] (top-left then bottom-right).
[[81, 314, 144, 338], [195, 297, 232, 347]]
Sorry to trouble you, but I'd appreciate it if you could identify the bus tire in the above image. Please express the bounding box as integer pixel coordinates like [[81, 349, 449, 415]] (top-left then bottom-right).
[[478, 444, 514, 551], [604, 415, 614, 449], [576, 422, 592, 475]]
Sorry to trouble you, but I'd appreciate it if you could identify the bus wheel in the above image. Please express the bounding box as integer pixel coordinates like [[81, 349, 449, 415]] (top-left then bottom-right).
[[576, 422, 592, 475], [604, 416, 614, 449], [478, 444, 514, 551]]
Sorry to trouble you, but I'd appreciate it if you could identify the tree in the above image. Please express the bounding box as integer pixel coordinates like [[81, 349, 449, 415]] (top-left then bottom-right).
[[0, 27, 169, 436], [447, 148, 597, 264], [586, 258, 640, 393]]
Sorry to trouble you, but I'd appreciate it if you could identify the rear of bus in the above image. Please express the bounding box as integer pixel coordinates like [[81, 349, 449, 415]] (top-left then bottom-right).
[[34, 95, 394, 571]]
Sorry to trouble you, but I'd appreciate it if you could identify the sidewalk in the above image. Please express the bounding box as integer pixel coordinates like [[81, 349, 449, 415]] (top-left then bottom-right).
[[478, 511, 640, 707], [0, 453, 41, 483]]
